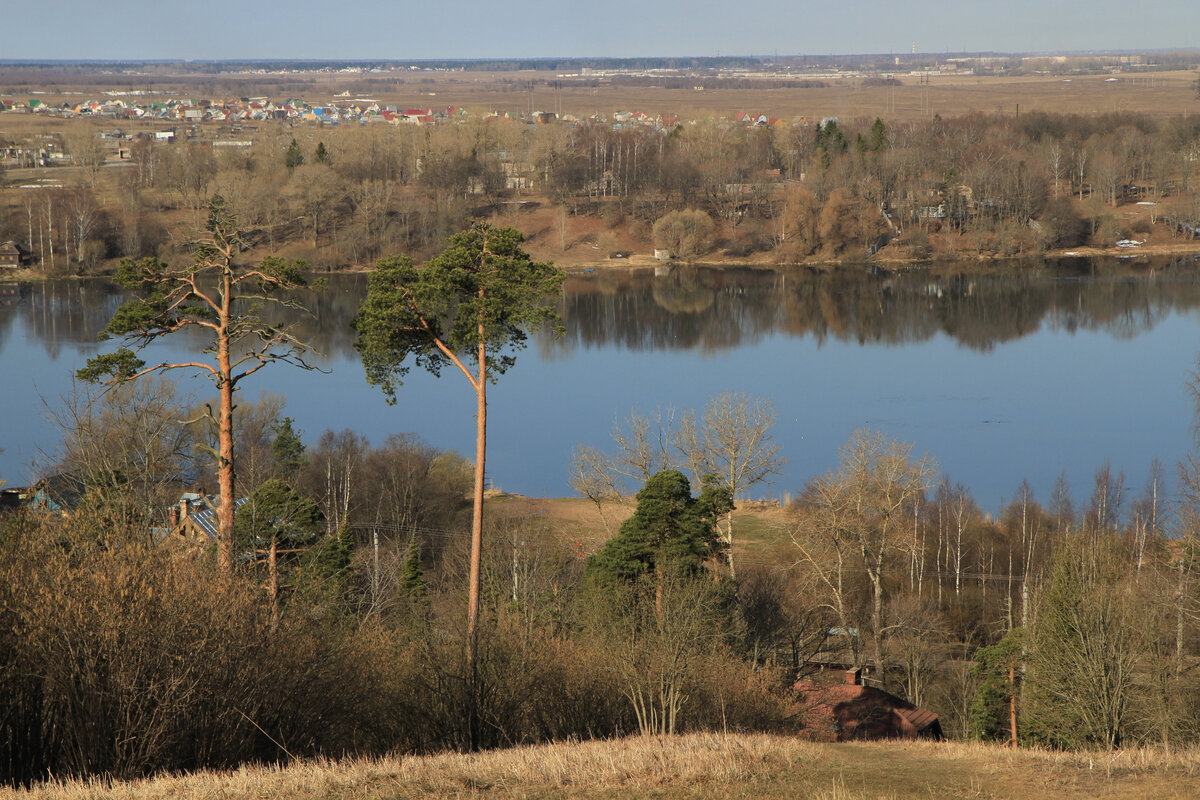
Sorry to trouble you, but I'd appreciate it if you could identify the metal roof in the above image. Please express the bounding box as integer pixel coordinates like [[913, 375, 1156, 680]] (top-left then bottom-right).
[[185, 497, 249, 540]]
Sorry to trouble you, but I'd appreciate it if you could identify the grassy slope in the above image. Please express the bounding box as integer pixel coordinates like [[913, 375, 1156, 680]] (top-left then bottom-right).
[[488, 494, 795, 563], [6, 733, 1198, 800]]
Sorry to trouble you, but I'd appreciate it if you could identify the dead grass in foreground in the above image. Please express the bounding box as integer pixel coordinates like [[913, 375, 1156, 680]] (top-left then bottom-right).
[[6, 733, 1200, 800]]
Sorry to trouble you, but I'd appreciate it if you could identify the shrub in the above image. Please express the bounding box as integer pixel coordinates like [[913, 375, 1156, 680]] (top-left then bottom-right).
[[1036, 198, 1088, 248], [0, 513, 400, 783], [653, 209, 715, 260]]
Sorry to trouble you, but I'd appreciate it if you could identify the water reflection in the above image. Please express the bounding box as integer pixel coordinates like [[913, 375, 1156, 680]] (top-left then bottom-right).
[[551, 257, 1200, 353], [3, 258, 1198, 359], [3, 256, 1200, 506]]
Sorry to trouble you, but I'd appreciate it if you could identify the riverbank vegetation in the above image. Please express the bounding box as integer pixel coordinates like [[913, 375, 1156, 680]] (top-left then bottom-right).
[[4, 101, 1200, 275]]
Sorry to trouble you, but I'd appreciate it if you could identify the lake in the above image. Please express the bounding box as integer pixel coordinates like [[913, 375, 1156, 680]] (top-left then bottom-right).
[[3, 256, 1200, 513]]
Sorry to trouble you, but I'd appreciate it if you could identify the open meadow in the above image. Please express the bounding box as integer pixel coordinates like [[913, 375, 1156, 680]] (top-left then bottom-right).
[[4, 733, 1199, 800]]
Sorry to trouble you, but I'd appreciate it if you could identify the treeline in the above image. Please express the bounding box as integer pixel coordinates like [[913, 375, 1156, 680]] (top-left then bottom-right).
[[791, 434, 1200, 749], [6, 107, 1200, 273]]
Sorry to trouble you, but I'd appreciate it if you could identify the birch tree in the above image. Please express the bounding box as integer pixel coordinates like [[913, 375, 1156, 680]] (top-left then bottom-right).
[[805, 430, 935, 671]]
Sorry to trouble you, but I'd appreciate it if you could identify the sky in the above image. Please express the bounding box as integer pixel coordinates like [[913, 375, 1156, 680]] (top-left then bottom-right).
[[3, 0, 1198, 62]]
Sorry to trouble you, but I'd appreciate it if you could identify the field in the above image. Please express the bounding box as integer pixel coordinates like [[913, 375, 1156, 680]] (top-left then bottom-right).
[[1, 66, 1196, 125], [490, 494, 795, 567], [5, 733, 1199, 800]]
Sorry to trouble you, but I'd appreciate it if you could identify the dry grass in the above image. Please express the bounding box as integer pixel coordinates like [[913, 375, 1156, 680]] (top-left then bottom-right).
[[488, 495, 793, 562], [7, 733, 1200, 800]]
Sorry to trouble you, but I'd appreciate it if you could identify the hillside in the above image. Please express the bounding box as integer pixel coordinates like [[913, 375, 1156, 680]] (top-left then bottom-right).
[[6, 733, 1198, 800]]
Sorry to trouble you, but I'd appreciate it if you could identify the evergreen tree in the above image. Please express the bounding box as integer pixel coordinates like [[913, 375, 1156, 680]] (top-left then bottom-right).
[[354, 221, 564, 729], [869, 118, 887, 151], [76, 197, 314, 571], [815, 120, 848, 168], [270, 416, 307, 478], [314, 141, 329, 164], [969, 628, 1024, 744], [586, 469, 729, 589], [297, 524, 355, 607], [285, 138, 304, 169], [235, 478, 322, 553], [399, 536, 425, 600], [234, 478, 323, 627]]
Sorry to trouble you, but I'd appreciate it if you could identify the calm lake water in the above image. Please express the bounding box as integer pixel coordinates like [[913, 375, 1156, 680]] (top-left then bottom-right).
[[4, 256, 1200, 513]]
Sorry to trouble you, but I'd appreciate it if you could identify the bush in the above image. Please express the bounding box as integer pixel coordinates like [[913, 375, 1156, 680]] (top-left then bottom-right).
[[903, 229, 932, 258], [653, 209, 715, 260], [0, 495, 798, 786], [1036, 198, 1088, 248], [0, 512, 399, 784], [1093, 215, 1128, 246], [1129, 217, 1153, 235], [724, 221, 772, 257]]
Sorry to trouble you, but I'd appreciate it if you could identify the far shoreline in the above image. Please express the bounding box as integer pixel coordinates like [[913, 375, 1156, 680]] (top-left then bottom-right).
[[6, 240, 1200, 284]]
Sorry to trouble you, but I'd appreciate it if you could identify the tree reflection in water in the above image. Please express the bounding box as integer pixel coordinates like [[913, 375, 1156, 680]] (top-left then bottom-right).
[[3, 255, 1200, 507]]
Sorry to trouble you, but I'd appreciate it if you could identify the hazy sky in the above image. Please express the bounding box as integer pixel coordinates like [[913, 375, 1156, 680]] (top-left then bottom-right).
[[5, 0, 1198, 61]]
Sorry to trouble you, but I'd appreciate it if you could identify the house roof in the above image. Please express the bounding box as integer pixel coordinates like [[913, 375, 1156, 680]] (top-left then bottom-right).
[[178, 496, 249, 541], [896, 706, 939, 733], [793, 673, 942, 742]]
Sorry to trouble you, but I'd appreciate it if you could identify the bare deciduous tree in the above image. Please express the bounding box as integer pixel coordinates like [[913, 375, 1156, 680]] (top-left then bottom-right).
[[801, 429, 936, 671], [64, 124, 106, 190], [677, 392, 784, 578], [651, 209, 715, 260], [569, 407, 678, 532], [44, 376, 199, 530]]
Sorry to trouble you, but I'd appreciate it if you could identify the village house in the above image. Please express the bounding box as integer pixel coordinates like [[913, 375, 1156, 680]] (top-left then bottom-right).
[[0, 241, 27, 269], [0, 473, 87, 516], [162, 493, 249, 547], [165, 493, 212, 537], [793, 669, 943, 742]]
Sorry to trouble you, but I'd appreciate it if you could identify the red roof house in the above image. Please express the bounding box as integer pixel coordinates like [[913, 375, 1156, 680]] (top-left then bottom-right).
[[793, 669, 943, 742]]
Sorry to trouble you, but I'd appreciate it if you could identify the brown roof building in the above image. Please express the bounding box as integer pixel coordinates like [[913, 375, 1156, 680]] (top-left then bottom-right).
[[793, 669, 943, 742], [0, 241, 26, 269]]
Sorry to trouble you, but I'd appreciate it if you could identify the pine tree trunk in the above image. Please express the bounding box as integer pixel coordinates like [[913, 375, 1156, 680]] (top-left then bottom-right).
[[465, 329, 487, 751], [216, 270, 236, 572]]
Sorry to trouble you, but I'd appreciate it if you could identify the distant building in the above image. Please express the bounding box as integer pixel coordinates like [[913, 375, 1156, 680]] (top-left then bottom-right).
[[0, 241, 26, 269], [164, 493, 248, 546], [0, 473, 88, 516]]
